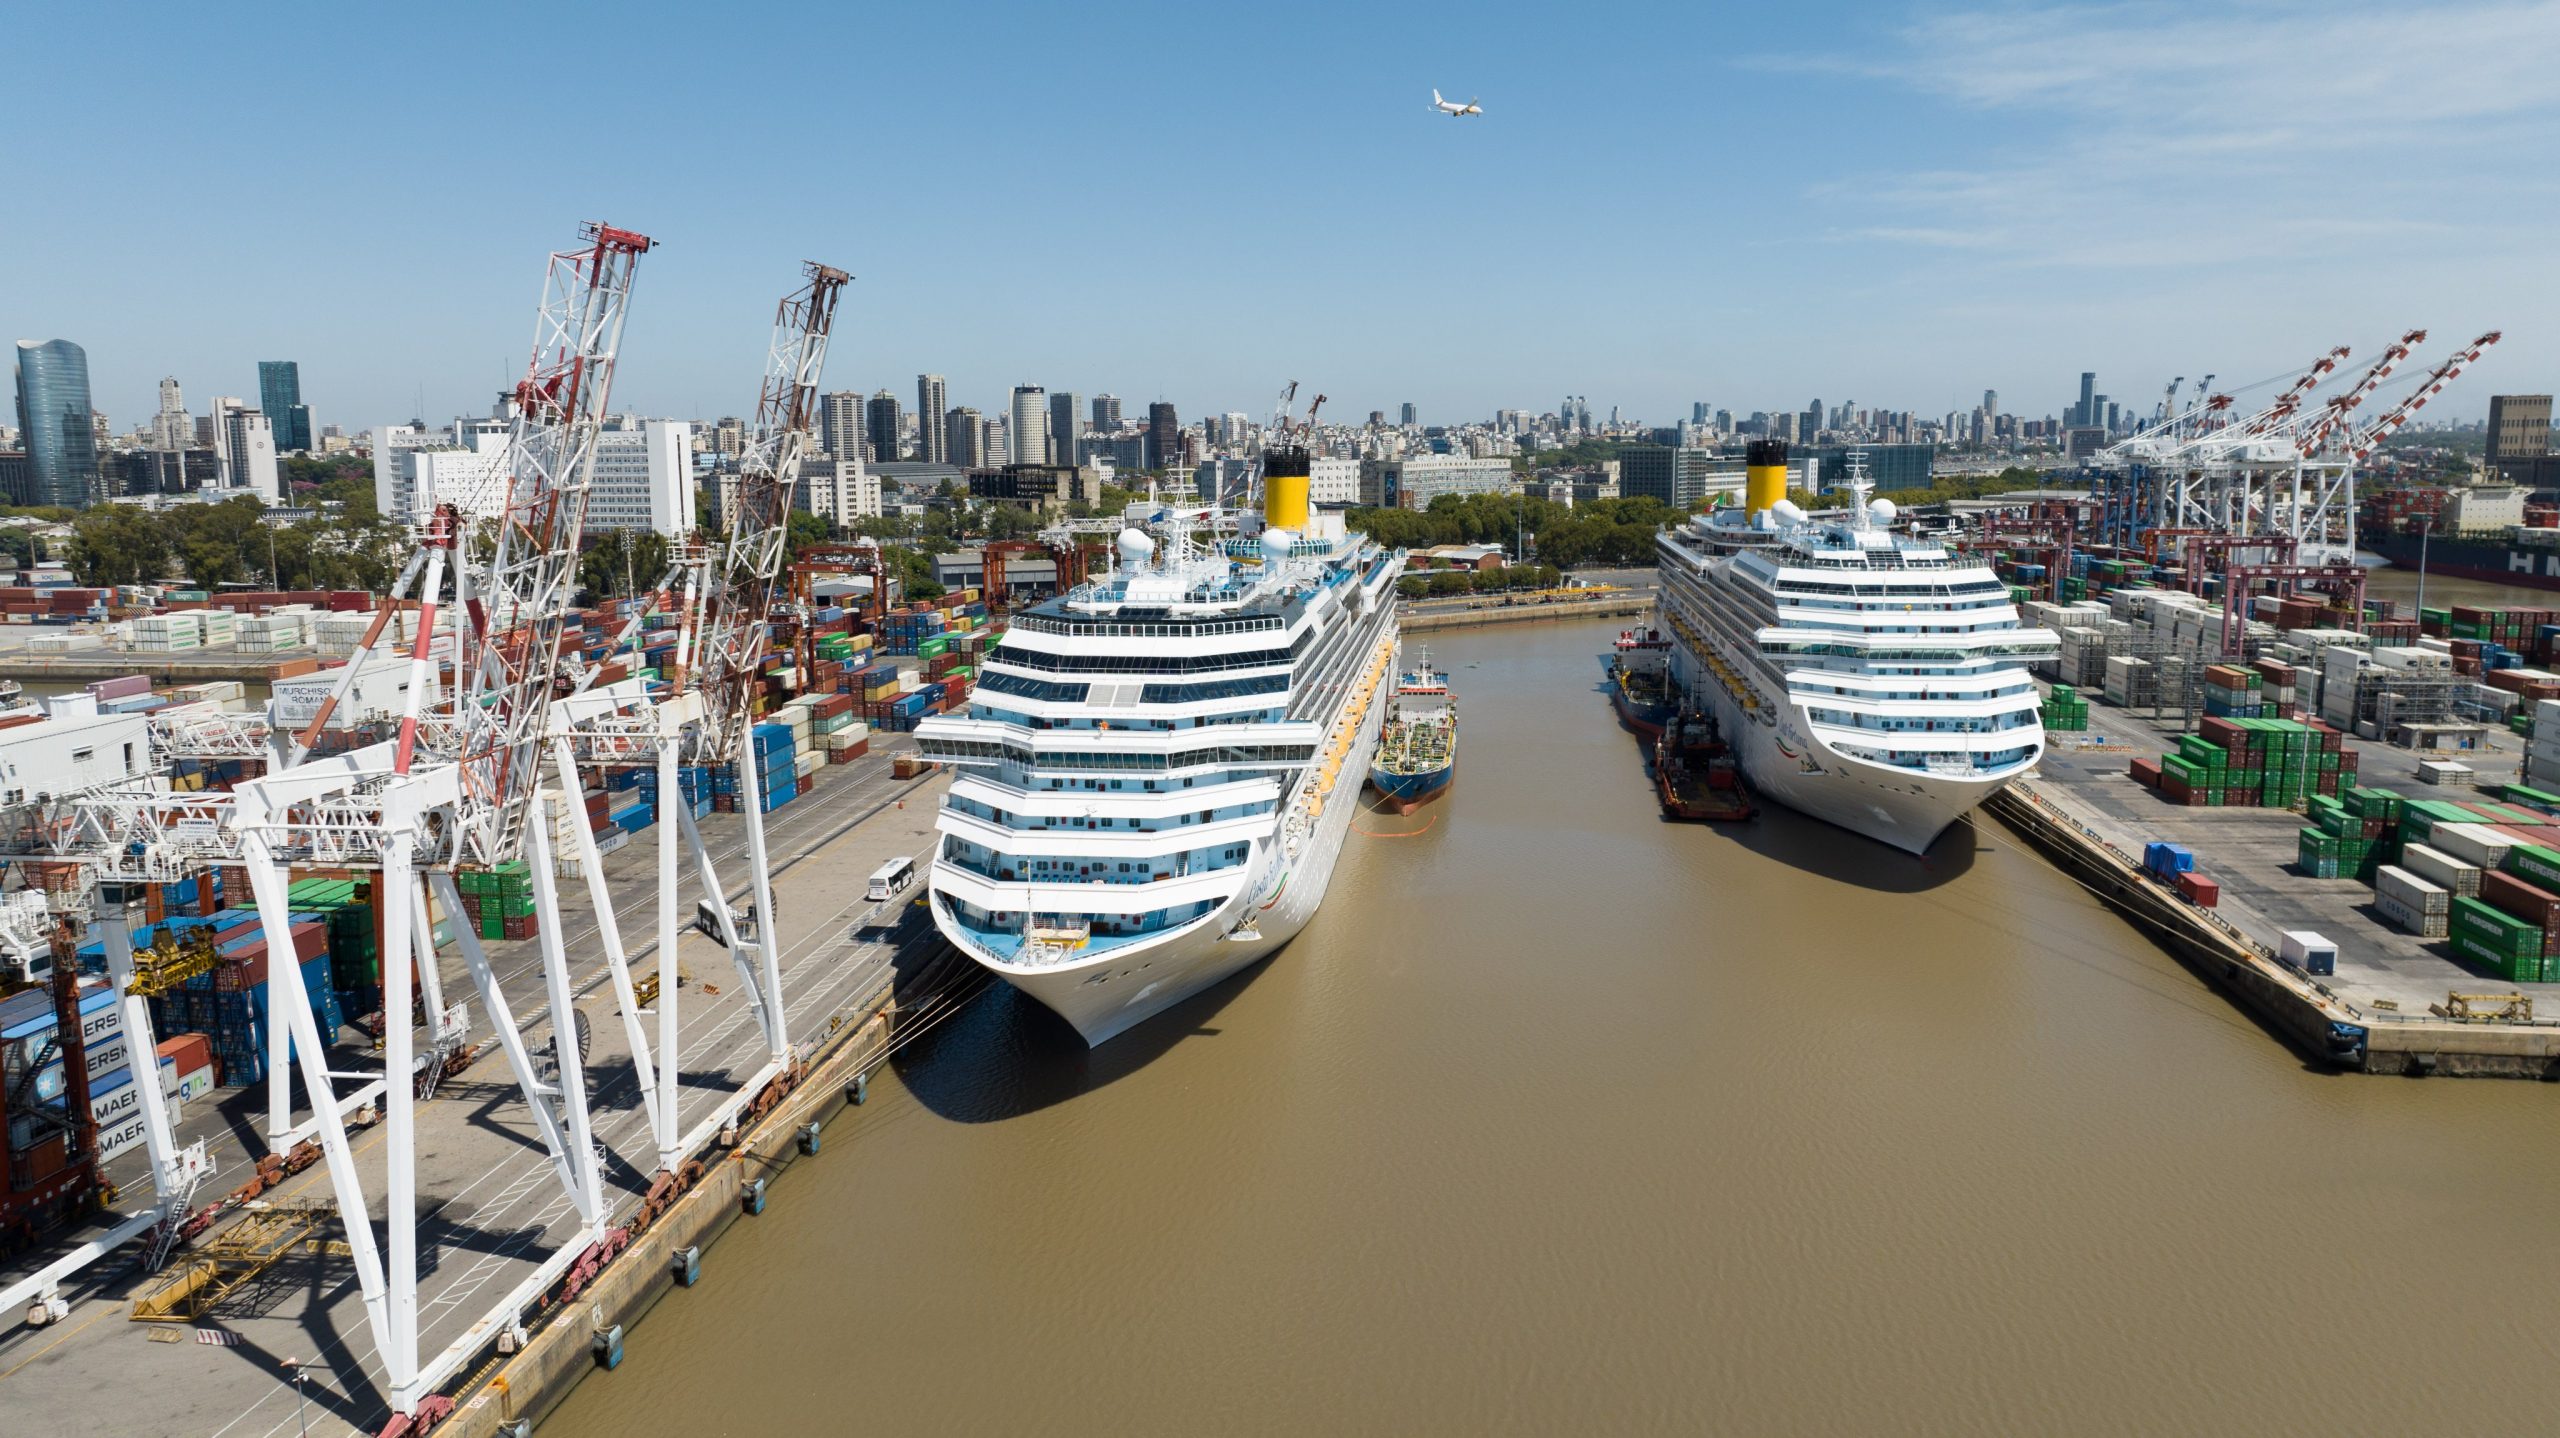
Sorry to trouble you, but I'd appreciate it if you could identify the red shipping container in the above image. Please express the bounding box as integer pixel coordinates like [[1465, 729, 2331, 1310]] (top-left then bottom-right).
[[157, 1032, 214, 1074], [2129, 757, 2162, 788], [2174, 872, 2220, 907], [2481, 869, 2560, 945]]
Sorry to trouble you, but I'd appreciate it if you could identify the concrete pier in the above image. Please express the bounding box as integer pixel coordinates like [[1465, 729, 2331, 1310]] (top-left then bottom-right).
[[0, 742, 974, 1432], [1993, 694, 2560, 1078], [1402, 592, 1651, 633]]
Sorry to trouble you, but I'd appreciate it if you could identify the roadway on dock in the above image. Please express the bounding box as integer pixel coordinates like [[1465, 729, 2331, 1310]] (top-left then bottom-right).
[[0, 744, 963, 1435]]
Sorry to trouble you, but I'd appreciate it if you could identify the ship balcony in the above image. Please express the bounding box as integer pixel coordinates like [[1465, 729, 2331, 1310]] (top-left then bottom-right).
[[930, 854, 1253, 917], [949, 771, 1280, 819], [1811, 728, 2042, 778], [932, 889, 1226, 969], [918, 714, 1322, 757], [935, 806, 1277, 862]]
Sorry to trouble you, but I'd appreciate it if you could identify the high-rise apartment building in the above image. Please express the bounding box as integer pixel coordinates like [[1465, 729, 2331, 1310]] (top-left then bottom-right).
[[1145, 401, 1179, 470], [1049, 391, 1083, 468], [221, 408, 281, 502], [1091, 394, 1121, 431], [152, 377, 192, 451], [915, 375, 948, 463], [257, 361, 313, 452], [1010, 386, 1050, 469], [1400, 402, 1418, 426], [2488, 395, 2554, 481], [13, 339, 102, 508], [821, 391, 865, 462], [584, 417, 694, 535], [983, 416, 1010, 468], [865, 390, 902, 463], [946, 406, 984, 469]]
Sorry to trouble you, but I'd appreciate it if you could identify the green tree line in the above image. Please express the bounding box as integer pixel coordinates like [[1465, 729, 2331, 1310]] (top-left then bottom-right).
[[68, 495, 411, 592]]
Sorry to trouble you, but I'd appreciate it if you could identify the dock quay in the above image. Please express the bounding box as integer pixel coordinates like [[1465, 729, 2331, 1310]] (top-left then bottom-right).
[[1994, 695, 2560, 1078], [0, 744, 973, 1434], [0, 650, 334, 686], [1402, 591, 1651, 633]]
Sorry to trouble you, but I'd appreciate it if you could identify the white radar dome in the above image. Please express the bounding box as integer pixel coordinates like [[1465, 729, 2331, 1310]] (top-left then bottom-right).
[[1867, 498, 1898, 525], [1260, 526, 1297, 555], [1770, 499, 1807, 525], [1116, 527, 1156, 565]]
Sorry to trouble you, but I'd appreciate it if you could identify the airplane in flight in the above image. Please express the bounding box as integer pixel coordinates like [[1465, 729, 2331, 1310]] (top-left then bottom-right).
[[1430, 89, 1483, 118]]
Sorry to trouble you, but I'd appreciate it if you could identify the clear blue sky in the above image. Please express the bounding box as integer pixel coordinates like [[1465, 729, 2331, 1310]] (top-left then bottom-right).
[[9, 0, 2553, 436]]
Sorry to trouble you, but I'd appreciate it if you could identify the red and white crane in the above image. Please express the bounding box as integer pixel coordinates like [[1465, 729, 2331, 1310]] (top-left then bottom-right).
[[2348, 330, 2502, 462], [2294, 328, 2426, 455]]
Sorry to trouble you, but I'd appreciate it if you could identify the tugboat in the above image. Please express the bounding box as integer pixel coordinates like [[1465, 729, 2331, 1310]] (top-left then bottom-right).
[[1370, 645, 1456, 815], [1654, 707, 1754, 822], [1609, 641, 1676, 740]]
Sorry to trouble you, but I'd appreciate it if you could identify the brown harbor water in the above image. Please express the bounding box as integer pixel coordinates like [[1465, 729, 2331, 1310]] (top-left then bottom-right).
[[546, 616, 2560, 1437]]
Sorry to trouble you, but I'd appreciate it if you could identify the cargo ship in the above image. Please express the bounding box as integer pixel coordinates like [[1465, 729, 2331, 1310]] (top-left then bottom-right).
[[1655, 441, 2058, 855], [914, 443, 1405, 1045], [2364, 528, 2560, 591], [1369, 645, 1455, 814]]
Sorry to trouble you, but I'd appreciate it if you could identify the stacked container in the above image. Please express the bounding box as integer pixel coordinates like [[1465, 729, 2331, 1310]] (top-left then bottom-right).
[[752, 722, 798, 812], [2039, 684, 2088, 732]]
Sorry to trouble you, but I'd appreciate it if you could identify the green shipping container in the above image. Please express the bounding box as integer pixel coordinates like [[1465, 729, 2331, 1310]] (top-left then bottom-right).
[[2501, 844, 2560, 892]]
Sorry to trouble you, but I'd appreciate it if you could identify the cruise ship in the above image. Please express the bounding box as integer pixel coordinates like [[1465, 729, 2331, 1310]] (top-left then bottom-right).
[[1654, 441, 2058, 854], [914, 448, 1404, 1044]]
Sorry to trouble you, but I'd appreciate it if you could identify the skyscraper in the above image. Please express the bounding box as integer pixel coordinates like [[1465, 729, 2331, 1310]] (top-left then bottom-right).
[[257, 361, 313, 452], [915, 375, 948, 463], [946, 406, 984, 468], [1049, 390, 1084, 467], [2075, 372, 2096, 428], [1803, 399, 1823, 441], [1091, 394, 1121, 431], [865, 390, 902, 463], [13, 339, 101, 508], [1010, 386, 1050, 469], [152, 377, 191, 451], [221, 408, 281, 502], [1983, 389, 1999, 419], [1145, 402, 1179, 471], [1400, 402, 1418, 426], [820, 391, 865, 462]]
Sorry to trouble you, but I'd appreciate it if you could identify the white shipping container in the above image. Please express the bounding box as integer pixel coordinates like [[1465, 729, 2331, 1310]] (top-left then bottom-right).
[[2399, 841, 2482, 896], [2278, 930, 2340, 973], [2375, 865, 2451, 915], [2375, 888, 2451, 939], [2417, 759, 2474, 786], [2428, 822, 2517, 870]]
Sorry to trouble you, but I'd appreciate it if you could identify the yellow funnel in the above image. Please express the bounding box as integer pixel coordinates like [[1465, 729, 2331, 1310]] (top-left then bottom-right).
[[1265, 445, 1312, 530], [1745, 438, 1789, 515]]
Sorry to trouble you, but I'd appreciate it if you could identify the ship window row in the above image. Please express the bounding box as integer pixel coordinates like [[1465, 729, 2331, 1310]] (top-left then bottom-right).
[[975, 670, 1294, 706], [1770, 579, 2008, 599], [1828, 743, 2040, 773], [947, 794, 1275, 831], [943, 837, 1253, 886], [918, 738, 1316, 771], [944, 897, 1220, 944], [1795, 681, 2038, 701], [966, 704, 1287, 732], [1806, 708, 2039, 734], [988, 636, 1307, 675]]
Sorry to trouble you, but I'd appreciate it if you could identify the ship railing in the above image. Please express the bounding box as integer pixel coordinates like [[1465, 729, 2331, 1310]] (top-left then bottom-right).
[[1001, 613, 1288, 640]]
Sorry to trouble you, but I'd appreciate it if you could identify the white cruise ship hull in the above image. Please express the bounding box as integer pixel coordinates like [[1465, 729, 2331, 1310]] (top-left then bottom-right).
[[946, 654, 1391, 1045], [1667, 632, 2018, 857]]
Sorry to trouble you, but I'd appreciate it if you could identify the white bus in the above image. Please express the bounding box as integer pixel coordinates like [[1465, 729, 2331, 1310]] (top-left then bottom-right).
[[866, 856, 918, 902]]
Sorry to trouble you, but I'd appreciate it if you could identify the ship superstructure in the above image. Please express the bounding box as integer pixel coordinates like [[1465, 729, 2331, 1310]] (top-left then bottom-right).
[[1369, 645, 1456, 814], [1655, 441, 2058, 854], [915, 448, 1403, 1044]]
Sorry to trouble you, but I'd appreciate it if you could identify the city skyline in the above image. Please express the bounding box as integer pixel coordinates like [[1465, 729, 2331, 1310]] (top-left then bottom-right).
[[4, 0, 2550, 434]]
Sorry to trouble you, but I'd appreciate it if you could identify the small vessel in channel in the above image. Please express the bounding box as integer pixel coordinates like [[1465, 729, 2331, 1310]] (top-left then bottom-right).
[[1609, 643, 1676, 740], [1370, 645, 1456, 814]]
